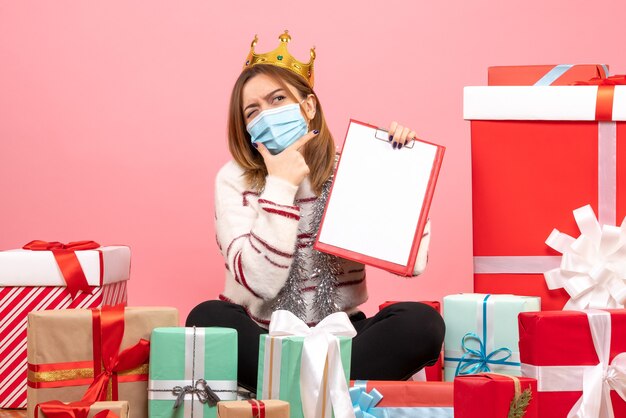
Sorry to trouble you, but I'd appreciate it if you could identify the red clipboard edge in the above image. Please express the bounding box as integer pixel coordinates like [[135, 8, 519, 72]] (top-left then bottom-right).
[[313, 119, 446, 276]]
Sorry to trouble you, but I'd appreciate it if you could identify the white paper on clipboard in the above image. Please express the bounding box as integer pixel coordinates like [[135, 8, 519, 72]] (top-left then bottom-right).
[[318, 121, 439, 266]]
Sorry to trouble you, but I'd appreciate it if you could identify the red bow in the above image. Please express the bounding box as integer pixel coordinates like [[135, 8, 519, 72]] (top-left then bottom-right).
[[36, 401, 119, 418], [573, 75, 626, 120], [81, 304, 150, 403], [23, 240, 101, 299], [574, 75, 626, 85]]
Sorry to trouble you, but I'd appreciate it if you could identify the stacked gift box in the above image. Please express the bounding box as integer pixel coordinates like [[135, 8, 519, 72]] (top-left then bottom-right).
[[4, 63, 626, 418], [452, 63, 626, 417], [0, 241, 296, 418], [465, 66, 626, 309], [27, 305, 178, 418], [0, 242, 130, 409]]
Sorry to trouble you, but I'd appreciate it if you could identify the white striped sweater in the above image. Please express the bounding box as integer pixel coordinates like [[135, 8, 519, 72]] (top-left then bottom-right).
[[215, 160, 430, 326]]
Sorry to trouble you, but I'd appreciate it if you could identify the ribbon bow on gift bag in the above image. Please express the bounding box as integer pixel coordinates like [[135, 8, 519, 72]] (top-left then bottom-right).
[[269, 310, 357, 418]]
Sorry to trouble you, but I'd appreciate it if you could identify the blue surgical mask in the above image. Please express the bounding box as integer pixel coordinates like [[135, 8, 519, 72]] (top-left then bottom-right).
[[246, 102, 308, 155]]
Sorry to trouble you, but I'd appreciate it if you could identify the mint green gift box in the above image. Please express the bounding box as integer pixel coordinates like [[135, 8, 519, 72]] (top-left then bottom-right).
[[148, 327, 238, 418], [443, 293, 540, 381], [256, 335, 352, 418]]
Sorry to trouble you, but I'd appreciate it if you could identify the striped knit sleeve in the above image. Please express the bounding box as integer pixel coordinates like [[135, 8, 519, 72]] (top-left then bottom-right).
[[215, 168, 301, 300]]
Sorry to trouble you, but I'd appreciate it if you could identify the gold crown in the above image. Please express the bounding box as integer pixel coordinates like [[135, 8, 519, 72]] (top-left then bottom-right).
[[243, 30, 316, 87]]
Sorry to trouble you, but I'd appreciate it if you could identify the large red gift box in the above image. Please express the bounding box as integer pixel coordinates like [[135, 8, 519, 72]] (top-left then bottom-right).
[[519, 310, 626, 417], [488, 64, 608, 86], [379, 301, 443, 381], [0, 242, 130, 408], [454, 373, 537, 418], [464, 79, 626, 310]]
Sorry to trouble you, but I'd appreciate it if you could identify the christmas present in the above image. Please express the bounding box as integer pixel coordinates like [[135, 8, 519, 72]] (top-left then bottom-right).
[[349, 380, 453, 417], [257, 310, 355, 418], [0, 241, 130, 409], [216, 400, 289, 417], [378, 301, 443, 381], [36, 401, 130, 418], [443, 293, 540, 381], [148, 327, 238, 418], [488, 64, 608, 86], [464, 75, 626, 310], [453, 373, 537, 418], [519, 309, 626, 417], [27, 305, 178, 418]]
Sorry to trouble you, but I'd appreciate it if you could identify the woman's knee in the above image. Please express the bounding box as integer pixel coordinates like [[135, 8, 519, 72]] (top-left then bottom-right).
[[383, 302, 445, 354], [185, 299, 243, 327]]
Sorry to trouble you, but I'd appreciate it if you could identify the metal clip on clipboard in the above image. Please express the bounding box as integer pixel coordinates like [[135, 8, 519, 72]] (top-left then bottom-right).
[[374, 128, 416, 149]]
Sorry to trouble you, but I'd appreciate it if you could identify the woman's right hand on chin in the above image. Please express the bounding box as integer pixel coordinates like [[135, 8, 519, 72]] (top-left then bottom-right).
[[254, 130, 319, 187]]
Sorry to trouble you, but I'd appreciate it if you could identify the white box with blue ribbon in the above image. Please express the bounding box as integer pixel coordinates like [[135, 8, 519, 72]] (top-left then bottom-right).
[[443, 293, 540, 381]]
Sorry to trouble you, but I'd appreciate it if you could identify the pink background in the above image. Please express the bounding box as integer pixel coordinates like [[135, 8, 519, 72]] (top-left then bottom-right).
[[2, 1, 625, 323]]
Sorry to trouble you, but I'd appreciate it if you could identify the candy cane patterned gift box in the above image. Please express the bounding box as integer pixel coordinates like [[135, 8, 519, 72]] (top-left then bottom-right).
[[0, 241, 130, 408]]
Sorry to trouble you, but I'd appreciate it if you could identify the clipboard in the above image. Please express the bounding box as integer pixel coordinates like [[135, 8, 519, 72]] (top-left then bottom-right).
[[314, 119, 445, 276]]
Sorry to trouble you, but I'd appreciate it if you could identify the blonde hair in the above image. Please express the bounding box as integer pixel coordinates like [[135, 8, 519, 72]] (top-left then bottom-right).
[[227, 64, 335, 195]]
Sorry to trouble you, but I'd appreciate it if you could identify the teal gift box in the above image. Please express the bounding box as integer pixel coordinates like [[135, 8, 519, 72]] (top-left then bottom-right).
[[148, 327, 238, 418], [443, 293, 540, 381], [256, 334, 352, 418]]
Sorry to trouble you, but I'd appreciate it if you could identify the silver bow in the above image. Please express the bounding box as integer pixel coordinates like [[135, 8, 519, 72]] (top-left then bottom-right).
[[172, 379, 221, 408]]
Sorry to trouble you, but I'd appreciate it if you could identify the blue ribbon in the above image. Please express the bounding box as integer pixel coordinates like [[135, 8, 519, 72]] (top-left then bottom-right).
[[453, 332, 517, 376], [350, 381, 385, 418], [444, 294, 521, 376], [534, 64, 574, 86]]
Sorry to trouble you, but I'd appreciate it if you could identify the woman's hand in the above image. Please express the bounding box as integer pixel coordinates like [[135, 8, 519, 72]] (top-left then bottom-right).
[[254, 130, 319, 187], [387, 121, 417, 149]]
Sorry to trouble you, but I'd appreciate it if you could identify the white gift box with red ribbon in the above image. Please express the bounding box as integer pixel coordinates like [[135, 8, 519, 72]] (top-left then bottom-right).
[[0, 243, 130, 408]]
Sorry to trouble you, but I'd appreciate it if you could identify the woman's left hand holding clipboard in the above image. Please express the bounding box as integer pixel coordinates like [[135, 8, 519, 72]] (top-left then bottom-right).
[[387, 121, 418, 149]]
